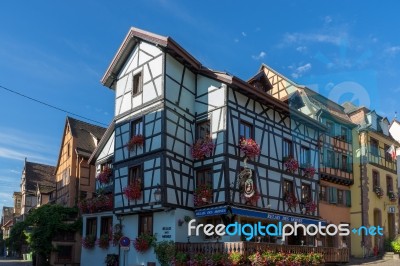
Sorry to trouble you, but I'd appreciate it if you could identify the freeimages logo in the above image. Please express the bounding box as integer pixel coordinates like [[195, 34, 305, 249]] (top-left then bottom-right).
[[188, 220, 383, 241]]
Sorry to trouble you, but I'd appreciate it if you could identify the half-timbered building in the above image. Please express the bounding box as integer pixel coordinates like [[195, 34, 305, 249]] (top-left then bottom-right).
[[98, 27, 352, 265]]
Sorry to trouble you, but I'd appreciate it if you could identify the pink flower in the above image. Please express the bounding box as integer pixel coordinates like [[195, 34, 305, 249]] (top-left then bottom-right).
[[239, 137, 261, 158], [191, 137, 215, 160]]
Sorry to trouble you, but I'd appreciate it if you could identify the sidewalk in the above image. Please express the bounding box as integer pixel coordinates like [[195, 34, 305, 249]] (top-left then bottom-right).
[[347, 257, 399, 265], [0, 257, 32, 266]]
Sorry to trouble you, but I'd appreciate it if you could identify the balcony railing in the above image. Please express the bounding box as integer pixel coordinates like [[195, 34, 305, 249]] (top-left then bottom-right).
[[368, 153, 397, 172], [176, 242, 349, 263]]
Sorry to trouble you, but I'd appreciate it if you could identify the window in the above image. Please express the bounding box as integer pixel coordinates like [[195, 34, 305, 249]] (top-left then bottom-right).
[[100, 216, 113, 237], [370, 138, 379, 156], [239, 121, 253, 139], [340, 127, 347, 141], [204, 217, 223, 239], [283, 139, 293, 158], [129, 165, 142, 185], [372, 171, 379, 189], [341, 155, 348, 171], [319, 186, 327, 201], [197, 120, 210, 139], [16, 199, 21, 209], [326, 121, 334, 136], [101, 161, 113, 171], [283, 180, 294, 195], [67, 143, 70, 157], [139, 214, 153, 235], [386, 176, 393, 193], [131, 118, 143, 137], [301, 183, 311, 201], [300, 146, 311, 166], [337, 190, 344, 205], [196, 169, 213, 188], [132, 72, 143, 95], [326, 150, 335, 168], [385, 144, 392, 162], [26, 196, 32, 207], [328, 187, 338, 204], [86, 218, 97, 237], [57, 245, 72, 262]]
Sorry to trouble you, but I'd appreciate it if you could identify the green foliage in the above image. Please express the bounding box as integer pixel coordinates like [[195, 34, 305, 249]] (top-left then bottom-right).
[[385, 237, 394, 252], [154, 241, 176, 266], [229, 251, 243, 265], [6, 220, 28, 255], [175, 252, 187, 263], [392, 236, 400, 253]]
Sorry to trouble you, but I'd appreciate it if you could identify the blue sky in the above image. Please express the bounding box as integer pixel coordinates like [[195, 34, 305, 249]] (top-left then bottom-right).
[[1, 0, 400, 215]]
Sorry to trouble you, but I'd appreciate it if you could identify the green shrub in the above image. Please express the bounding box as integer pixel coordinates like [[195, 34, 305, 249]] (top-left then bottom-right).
[[154, 241, 175, 266], [392, 237, 400, 254]]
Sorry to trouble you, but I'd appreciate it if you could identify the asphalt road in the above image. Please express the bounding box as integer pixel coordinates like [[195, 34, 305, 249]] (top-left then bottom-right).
[[0, 258, 31, 266]]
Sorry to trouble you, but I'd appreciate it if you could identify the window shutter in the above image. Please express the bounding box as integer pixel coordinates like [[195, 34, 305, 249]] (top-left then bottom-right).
[[329, 187, 338, 204], [345, 190, 351, 207]]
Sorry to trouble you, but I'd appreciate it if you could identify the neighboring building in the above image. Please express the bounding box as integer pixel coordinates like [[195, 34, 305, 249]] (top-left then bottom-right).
[[35, 184, 56, 207], [248, 65, 356, 250], [1, 206, 14, 239], [343, 102, 399, 257], [99, 27, 349, 265], [81, 122, 117, 265], [12, 192, 22, 222], [20, 159, 55, 220], [51, 116, 106, 265]]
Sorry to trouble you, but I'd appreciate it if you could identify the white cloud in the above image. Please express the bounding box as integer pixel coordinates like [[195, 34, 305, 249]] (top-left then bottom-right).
[[234, 38, 239, 43], [324, 16, 332, 24], [291, 63, 312, 78], [241, 32, 247, 37], [283, 32, 343, 45], [296, 46, 307, 52], [385, 46, 400, 56], [251, 51, 267, 60]]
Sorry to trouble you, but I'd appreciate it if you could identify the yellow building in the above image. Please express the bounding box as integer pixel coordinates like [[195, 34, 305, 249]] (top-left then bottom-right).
[[344, 102, 399, 257]]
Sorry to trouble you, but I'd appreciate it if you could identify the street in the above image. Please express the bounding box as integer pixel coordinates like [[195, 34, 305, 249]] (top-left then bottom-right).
[[0, 258, 31, 266]]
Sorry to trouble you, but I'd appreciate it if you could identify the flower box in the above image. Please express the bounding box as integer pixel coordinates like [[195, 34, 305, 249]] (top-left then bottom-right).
[[305, 200, 317, 214], [127, 135, 144, 150], [82, 235, 96, 249], [239, 137, 261, 159], [302, 165, 316, 178], [123, 180, 142, 200], [78, 193, 113, 214], [133, 233, 156, 253], [98, 234, 110, 249], [284, 193, 298, 208], [374, 186, 384, 198], [191, 136, 215, 160], [284, 157, 299, 174], [97, 167, 113, 184], [194, 184, 212, 207], [388, 191, 398, 202]]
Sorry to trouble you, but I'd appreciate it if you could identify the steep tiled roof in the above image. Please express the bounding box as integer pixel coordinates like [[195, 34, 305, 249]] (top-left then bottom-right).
[[67, 117, 107, 157], [25, 161, 55, 193]]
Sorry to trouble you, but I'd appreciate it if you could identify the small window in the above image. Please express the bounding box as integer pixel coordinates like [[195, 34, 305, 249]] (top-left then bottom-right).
[[300, 146, 310, 166], [386, 175, 393, 193], [16, 199, 21, 209], [129, 165, 142, 185], [100, 216, 113, 237], [341, 155, 348, 171], [326, 150, 335, 168], [283, 139, 293, 158], [340, 127, 348, 141], [370, 138, 379, 156], [326, 121, 334, 136], [283, 180, 294, 195], [372, 171, 379, 189], [239, 121, 253, 139], [132, 72, 143, 95], [139, 214, 153, 235], [197, 120, 211, 139], [384, 144, 392, 162], [57, 245, 72, 262], [67, 143, 70, 157], [337, 190, 344, 205], [86, 217, 97, 237], [301, 183, 311, 201], [196, 169, 213, 188], [319, 186, 327, 202], [131, 118, 143, 137]]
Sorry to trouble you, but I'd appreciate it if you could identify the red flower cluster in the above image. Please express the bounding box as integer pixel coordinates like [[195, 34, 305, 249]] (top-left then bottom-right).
[[303, 165, 316, 178], [78, 194, 113, 214], [191, 137, 215, 160], [284, 193, 298, 208], [239, 137, 261, 158], [97, 167, 112, 184], [82, 235, 96, 249], [123, 180, 142, 200], [98, 234, 110, 249], [305, 201, 317, 213], [193, 184, 212, 207], [133, 233, 156, 253], [284, 157, 299, 174], [127, 135, 144, 150]]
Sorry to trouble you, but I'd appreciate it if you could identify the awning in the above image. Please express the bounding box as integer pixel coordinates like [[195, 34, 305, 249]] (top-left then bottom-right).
[[231, 207, 326, 226], [195, 206, 227, 217]]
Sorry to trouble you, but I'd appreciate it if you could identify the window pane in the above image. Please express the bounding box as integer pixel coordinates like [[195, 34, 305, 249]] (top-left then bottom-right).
[[197, 121, 210, 139], [239, 121, 253, 139]]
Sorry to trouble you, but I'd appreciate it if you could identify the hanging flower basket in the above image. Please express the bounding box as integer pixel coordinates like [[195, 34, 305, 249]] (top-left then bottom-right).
[[78, 193, 113, 214], [194, 184, 212, 206], [284, 193, 298, 208], [284, 157, 299, 174], [82, 235, 96, 249], [388, 191, 397, 202], [374, 186, 383, 198], [305, 200, 317, 214], [191, 136, 215, 160], [303, 165, 316, 178], [97, 167, 113, 184], [133, 233, 156, 253], [98, 234, 110, 249], [127, 135, 144, 150], [123, 180, 142, 200], [239, 137, 261, 159]]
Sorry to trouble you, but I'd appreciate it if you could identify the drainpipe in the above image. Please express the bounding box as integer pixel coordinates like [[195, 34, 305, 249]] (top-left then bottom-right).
[[358, 130, 365, 257]]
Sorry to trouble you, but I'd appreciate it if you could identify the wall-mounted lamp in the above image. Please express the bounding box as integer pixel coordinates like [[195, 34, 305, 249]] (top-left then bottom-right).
[[154, 184, 162, 203]]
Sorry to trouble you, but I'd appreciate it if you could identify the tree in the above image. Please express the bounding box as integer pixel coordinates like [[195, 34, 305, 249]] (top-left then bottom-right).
[[6, 220, 28, 257]]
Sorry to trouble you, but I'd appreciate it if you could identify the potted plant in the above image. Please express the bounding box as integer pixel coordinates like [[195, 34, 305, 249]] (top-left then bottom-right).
[[174, 252, 187, 266], [82, 235, 96, 249], [97, 166, 113, 184], [284, 193, 298, 209], [388, 191, 398, 202], [303, 165, 316, 178], [127, 134, 144, 150], [284, 157, 299, 174], [98, 233, 110, 249], [154, 241, 176, 266], [105, 254, 119, 266], [193, 184, 212, 206], [123, 179, 142, 200], [374, 186, 384, 198], [229, 251, 243, 266], [133, 233, 156, 253], [239, 137, 261, 159], [191, 136, 215, 160]]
